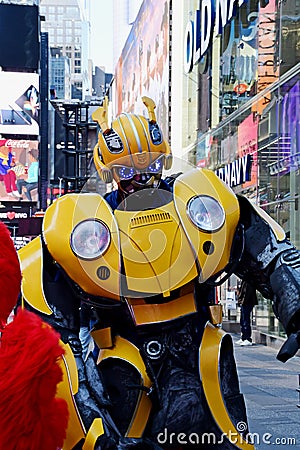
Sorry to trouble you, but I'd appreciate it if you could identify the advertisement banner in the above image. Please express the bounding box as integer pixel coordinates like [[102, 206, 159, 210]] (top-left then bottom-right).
[[0, 3, 39, 71], [252, 0, 279, 116], [238, 114, 258, 189], [0, 72, 39, 136], [0, 138, 39, 202], [115, 0, 170, 139], [269, 81, 300, 175]]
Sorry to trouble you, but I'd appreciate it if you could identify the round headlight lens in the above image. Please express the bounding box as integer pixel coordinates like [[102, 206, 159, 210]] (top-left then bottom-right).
[[70, 219, 110, 260], [187, 195, 225, 232]]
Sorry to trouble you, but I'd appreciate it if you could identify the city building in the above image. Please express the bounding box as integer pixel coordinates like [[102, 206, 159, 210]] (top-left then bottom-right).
[[50, 47, 71, 99], [179, 0, 300, 338], [40, 0, 91, 100]]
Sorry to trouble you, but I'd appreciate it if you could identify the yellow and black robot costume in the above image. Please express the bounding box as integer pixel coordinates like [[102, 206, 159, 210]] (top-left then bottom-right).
[[18, 97, 300, 450]]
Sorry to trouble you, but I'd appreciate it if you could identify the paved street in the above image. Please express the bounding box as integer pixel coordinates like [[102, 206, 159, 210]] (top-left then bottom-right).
[[233, 335, 300, 449]]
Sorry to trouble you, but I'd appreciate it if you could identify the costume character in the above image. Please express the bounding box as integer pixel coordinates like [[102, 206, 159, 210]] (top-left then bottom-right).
[[0, 221, 69, 449], [8, 97, 300, 449]]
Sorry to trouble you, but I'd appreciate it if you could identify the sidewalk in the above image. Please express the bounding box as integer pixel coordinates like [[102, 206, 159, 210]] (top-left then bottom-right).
[[232, 334, 300, 449]]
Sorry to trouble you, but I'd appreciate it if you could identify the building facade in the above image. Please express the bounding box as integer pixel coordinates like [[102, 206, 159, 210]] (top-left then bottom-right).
[[50, 47, 71, 99], [181, 0, 300, 337], [40, 0, 90, 99]]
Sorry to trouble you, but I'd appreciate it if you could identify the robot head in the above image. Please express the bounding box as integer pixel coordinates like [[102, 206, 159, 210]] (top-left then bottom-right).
[[92, 97, 172, 194]]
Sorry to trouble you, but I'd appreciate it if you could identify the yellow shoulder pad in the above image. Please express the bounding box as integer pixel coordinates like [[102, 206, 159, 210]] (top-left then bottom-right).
[[18, 236, 53, 315]]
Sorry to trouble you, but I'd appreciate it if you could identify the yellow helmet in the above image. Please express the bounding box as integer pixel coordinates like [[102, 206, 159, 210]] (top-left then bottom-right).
[[92, 97, 172, 185]]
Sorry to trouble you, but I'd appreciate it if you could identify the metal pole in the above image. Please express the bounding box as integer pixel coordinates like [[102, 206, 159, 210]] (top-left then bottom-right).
[[39, 31, 49, 210]]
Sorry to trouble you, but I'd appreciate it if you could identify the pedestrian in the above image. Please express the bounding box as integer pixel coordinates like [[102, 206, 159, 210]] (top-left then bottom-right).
[[236, 280, 258, 346]]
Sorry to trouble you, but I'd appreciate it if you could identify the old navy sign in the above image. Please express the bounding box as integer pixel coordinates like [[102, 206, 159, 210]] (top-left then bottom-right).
[[215, 154, 252, 187], [184, 0, 248, 73]]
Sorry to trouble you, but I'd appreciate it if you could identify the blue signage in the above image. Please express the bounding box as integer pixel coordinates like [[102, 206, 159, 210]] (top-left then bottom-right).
[[215, 154, 252, 187], [184, 0, 268, 73]]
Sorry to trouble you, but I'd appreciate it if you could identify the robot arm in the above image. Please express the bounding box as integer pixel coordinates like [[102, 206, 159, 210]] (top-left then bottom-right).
[[19, 240, 161, 449], [235, 195, 300, 360]]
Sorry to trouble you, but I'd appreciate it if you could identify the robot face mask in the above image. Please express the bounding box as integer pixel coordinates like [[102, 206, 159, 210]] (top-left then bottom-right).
[[110, 152, 164, 194], [92, 97, 172, 190]]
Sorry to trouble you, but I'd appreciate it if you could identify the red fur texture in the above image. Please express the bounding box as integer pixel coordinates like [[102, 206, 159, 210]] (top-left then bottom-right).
[[0, 221, 22, 328], [0, 308, 69, 449]]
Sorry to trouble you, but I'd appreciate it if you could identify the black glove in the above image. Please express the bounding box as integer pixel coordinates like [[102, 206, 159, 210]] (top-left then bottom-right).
[[277, 330, 300, 362]]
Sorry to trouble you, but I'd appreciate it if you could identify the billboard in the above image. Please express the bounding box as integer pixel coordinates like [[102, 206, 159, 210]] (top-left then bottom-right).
[[0, 138, 39, 202], [269, 80, 300, 176], [252, 0, 279, 116], [238, 114, 258, 189], [0, 3, 39, 71], [115, 0, 170, 139], [0, 72, 39, 136]]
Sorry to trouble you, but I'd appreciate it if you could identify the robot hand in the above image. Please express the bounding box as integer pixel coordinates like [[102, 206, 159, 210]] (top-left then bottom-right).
[[277, 331, 300, 362], [270, 249, 300, 362]]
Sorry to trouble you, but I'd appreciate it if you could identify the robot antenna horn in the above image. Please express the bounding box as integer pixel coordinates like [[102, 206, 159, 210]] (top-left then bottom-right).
[[142, 96, 157, 123], [92, 96, 110, 134]]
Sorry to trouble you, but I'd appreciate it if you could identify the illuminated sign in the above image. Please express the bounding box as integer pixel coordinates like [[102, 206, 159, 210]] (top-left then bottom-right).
[[0, 211, 28, 219], [115, 0, 170, 140], [0, 72, 39, 136], [215, 154, 252, 187], [184, 0, 269, 73]]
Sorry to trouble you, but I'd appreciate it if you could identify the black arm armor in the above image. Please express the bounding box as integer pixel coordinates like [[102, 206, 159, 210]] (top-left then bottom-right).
[[40, 246, 162, 449], [235, 195, 300, 335], [35, 248, 121, 447], [270, 249, 300, 333]]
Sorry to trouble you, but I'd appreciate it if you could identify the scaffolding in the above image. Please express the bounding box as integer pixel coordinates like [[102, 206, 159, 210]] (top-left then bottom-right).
[[51, 99, 102, 194]]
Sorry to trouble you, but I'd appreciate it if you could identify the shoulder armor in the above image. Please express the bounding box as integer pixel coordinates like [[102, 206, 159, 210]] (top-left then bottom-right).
[[18, 236, 53, 315], [43, 193, 121, 300], [173, 168, 240, 281]]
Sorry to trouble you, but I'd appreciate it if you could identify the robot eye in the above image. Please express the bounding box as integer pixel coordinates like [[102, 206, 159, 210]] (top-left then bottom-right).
[[149, 122, 162, 145], [70, 219, 110, 260], [187, 195, 225, 232], [147, 156, 163, 174], [114, 165, 135, 180]]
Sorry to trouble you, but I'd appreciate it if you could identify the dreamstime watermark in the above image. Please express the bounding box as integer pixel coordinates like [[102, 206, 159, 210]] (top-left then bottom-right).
[[157, 422, 297, 446]]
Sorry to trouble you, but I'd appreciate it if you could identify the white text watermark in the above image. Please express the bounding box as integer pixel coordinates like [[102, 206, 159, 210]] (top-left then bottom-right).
[[157, 422, 297, 446]]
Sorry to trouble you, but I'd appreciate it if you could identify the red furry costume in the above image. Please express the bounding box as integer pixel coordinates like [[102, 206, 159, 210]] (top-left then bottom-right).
[[0, 221, 69, 450]]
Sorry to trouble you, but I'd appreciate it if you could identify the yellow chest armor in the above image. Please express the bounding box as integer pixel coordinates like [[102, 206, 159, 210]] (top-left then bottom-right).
[[19, 169, 240, 319]]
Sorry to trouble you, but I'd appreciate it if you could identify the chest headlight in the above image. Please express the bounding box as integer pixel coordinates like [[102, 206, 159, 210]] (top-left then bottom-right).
[[70, 219, 110, 260], [187, 195, 225, 232]]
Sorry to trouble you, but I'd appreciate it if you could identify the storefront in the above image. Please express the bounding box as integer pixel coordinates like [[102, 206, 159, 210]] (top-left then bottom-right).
[[183, 0, 300, 337]]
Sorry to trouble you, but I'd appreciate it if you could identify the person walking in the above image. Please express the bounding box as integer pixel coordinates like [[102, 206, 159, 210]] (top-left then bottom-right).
[[236, 280, 258, 346]]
